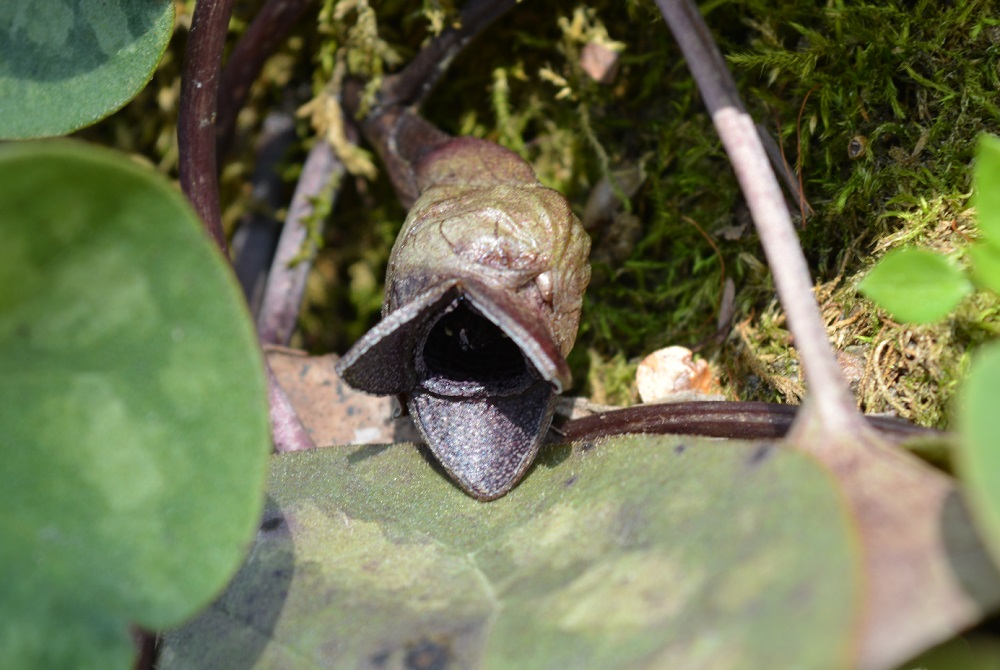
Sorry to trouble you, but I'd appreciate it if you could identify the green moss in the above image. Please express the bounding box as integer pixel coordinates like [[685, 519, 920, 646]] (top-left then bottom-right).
[[307, 0, 1000, 426]]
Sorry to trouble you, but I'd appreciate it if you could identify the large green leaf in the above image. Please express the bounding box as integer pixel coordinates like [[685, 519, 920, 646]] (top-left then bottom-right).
[[0, 141, 271, 668], [858, 247, 972, 323], [0, 0, 174, 139], [161, 437, 862, 669], [957, 342, 1000, 567]]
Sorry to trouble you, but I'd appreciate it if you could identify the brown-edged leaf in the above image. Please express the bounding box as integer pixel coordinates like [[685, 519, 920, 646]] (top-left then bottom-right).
[[788, 407, 1000, 670]]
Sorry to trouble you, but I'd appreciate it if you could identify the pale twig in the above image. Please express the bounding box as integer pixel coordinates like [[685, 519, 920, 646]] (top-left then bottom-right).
[[653, 0, 869, 438], [256, 140, 344, 346], [267, 364, 318, 452]]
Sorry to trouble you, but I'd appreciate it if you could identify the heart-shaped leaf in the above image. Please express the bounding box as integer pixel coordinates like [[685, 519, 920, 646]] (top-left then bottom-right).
[[161, 437, 862, 669], [0, 141, 271, 667], [0, 0, 174, 139], [858, 247, 972, 323]]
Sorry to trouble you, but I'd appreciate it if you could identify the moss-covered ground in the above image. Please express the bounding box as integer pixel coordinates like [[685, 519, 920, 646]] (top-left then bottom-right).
[[82, 0, 1000, 428]]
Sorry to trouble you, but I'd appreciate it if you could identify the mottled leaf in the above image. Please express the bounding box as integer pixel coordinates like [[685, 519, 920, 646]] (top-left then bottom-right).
[[0, 141, 271, 668], [0, 0, 174, 139], [858, 247, 971, 323], [161, 437, 861, 669]]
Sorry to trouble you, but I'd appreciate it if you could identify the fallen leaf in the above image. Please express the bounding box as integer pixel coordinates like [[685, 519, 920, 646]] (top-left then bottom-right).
[[266, 348, 420, 446]]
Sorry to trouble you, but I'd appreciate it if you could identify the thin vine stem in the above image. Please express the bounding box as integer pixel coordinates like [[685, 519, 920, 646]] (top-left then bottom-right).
[[216, 0, 316, 160], [559, 401, 936, 443], [178, 0, 235, 253], [232, 110, 298, 312], [380, 0, 521, 108]]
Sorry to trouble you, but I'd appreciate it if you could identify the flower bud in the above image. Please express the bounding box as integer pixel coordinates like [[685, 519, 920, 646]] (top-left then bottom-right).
[[336, 137, 590, 499]]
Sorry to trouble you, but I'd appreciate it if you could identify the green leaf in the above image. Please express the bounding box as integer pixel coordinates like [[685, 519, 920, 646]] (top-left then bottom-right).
[[0, 141, 271, 668], [968, 241, 1000, 295], [975, 135, 1000, 243], [0, 0, 174, 139], [957, 342, 1000, 568], [161, 438, 862, 669], [857, 247, 972, 323]]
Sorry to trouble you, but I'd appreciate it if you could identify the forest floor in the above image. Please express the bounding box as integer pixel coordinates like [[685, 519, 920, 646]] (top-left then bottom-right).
[[82, 0, 1000, 429]]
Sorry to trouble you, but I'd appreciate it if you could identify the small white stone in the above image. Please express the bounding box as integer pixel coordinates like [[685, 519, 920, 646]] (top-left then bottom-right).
[[353, 427, 383, 444], [636, 346, 711, 403]]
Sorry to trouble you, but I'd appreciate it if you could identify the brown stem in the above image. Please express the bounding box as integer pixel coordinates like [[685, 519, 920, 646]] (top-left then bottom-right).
[[131, 627, 156, 670], [559, 401, 938, 443], [379, 0, 521, 108], [340, 0, 520, 207], [216, 0, 316, 161], [178, 0, 235, 253], [755, 122, 812, 218], [343, 95, 451, 208], [653, 0, 868, 438]]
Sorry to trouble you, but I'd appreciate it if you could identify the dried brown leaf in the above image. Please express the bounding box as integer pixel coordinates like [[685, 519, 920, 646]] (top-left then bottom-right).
[[266, 347, 419, 446]]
